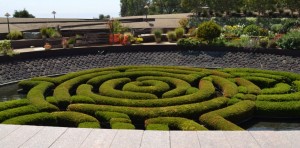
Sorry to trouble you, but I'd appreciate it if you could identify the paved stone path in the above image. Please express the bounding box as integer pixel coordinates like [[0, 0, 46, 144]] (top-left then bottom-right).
[[0, 124, 299, 148]]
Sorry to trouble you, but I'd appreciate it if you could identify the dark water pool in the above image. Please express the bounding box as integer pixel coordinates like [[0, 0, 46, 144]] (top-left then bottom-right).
[[0, 83, 25, 102], [0, 83, 300, 130]]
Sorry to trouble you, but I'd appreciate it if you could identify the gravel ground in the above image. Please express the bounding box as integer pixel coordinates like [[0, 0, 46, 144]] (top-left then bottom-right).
[[1, 50, 300, 84]]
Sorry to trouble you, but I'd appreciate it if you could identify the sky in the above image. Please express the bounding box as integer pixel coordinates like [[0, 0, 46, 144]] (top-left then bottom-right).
[[0, 0, 120, 19]]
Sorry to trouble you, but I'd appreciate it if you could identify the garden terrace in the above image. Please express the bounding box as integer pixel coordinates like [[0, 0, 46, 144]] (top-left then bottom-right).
[[1, 64, 300, 131]]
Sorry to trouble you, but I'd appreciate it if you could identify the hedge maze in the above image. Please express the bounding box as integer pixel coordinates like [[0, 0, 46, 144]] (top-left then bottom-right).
[[1, 65, 300, 131]]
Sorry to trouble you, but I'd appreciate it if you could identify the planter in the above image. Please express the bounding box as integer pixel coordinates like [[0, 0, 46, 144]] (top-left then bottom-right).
[[155, 37, 161, 43], [68, 44, 74, 48], [109, 34, 121, 44]]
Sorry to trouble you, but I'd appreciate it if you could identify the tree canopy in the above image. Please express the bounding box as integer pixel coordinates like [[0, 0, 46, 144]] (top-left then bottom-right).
[[120, 0, 300, 17], [13, 9, 35, 18]]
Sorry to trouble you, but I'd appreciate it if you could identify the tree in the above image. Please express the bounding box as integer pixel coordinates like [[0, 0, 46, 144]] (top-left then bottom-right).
[[13, 9, 35, 18]]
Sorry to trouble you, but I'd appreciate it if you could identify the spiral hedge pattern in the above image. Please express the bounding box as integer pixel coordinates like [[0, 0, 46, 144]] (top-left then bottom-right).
[[1, 65, 300, 131]]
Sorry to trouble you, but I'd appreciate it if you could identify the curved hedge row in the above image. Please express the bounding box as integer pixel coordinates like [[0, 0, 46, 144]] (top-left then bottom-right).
[[0, 65, 298, 130], [145, 117, 207, 130]]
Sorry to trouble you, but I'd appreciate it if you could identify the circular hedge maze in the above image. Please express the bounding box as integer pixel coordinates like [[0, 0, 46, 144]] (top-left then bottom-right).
[[1, 65, 300, 131]]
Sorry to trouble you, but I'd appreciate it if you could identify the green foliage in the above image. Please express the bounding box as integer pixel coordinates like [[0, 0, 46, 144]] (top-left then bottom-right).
[[200, 101, 255, 130], [257, 92, 300, 102], [177, 37, 201, 47], [6, 30, 23, 40], [67, 97, 229, 122], [2, 112, 57, 125], [0, 99, 29, 111], [259, 37, 269, 48], [270, 24, 283, 33], [167, 31, 177, 42], [0, 40, 16, 56], [211, 76, 238, 98], [146, 124, 169, 130], [78, 122, 101, 128], [152, 29, 162, 38], [256, 101, 300, 118], [111, 122, 135, 129], [27, 81, 59, 112], [175, 27, 185, 39], [0, 105, 39, 122], [40, 27, 61, 38], [277, 31, 300, 50], [71, 95, 96, 104], [197, 21, 221, 43], [51, 111, 99, 127], [95, 111, 130, 122], [145, 117, 207, 130], [13, 9, 35, 18], [261, 83, 291, 94], [235, 78, 261, 94], [243, 24, 261, 36]]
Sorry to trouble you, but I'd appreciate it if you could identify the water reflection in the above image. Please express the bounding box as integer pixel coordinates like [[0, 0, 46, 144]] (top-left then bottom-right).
[[0, 83, 25, 102], [241, 118, 300, 131]]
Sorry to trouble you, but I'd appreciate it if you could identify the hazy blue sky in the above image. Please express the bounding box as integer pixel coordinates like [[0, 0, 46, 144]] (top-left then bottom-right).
[[0, 0, 120, 19]]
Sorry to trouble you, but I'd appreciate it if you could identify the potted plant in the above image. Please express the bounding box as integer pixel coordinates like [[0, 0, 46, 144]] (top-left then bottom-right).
[[135, 37, 143, 44], [68, 38, 75, 48], [152, 29, 162, 43], [61, 38, 68, 49], [44, 42, 52, 50], [75, 34, 83, 45], [167, 31, 177, 42]]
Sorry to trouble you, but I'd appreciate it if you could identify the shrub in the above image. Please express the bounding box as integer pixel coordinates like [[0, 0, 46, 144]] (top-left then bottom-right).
[[241, 76, 276, 88], [95, 111, 130, 122], [0, 105, 39, 122], [293, 81, 300, 91], [68, 97, 229, 122], [270, 24, 283, 33], [178, 18, 189, 28], [232, 93, 257, 101], [71, 95, 96, 104], [0, 99, 29, 111], [51, 111, 99, 127], [259, 37, 269, 48], [146, 124, 169, 130], [110, 118, 132, 125], [111, 122, 135, 129], [6, 30, 23, 40], [27, 82, 59, 112], [78, 79, 214, 107], [257, 92, 300, 102], [235, 78, 261, 94], [99, 78, 158, 100], [197, 21, 221, 43], [175, 27, 185, 39], [177, 38, 201, 47], [211, 76, 238, 98], [78, 122, 101, 128], [167, 31, 177, 42], [243, 24, 261, 36], [261, 83, 291, 94], [199, 100, 255, 130], [0, 40, 16, 56], [256, 101, 300, 118], [277, 31, 300, 50], [2, 112, 57, 126], [122, 80, 170, 97], [145, 117, 207, 131]]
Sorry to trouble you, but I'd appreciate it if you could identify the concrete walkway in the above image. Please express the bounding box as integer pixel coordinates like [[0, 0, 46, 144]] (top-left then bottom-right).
[[0, 124, 299, 148]]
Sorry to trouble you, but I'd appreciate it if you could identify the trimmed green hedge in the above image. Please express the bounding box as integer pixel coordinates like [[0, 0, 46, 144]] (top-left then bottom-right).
[[232, 93, 257, 101], [256, 101, 300, 118], [76, 80, 214, 107], [293, 81, 300, 91], [2, 112, 57, 126], [241, 76, 276, 88], [99, 78, 158, 100], [111, 122, 135, 129], [136, 76, 192, 98], [235, 78, 261, 94], [261, 83, 291, 94], [122, 80, 170, 96], [0, 105, 39, 122], [67, 97, 229, 122], [71, 95, 96, 104], [78, 122, 101, 128], [257, 92, 300, 102], [211, 76, 238, 97], [145, 117, 207, 131], [54, 71, 117, 108], [95, 111, 130, 122], [51, 111, 99, 127], [199, 100, 255, 130], [26, 82, 59, 112], [0, 99, 29, 111], [146, 124, 169, 130]]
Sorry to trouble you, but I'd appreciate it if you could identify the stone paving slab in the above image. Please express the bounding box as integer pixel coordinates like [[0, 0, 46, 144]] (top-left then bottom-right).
[[0, 125, 300, 148]]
